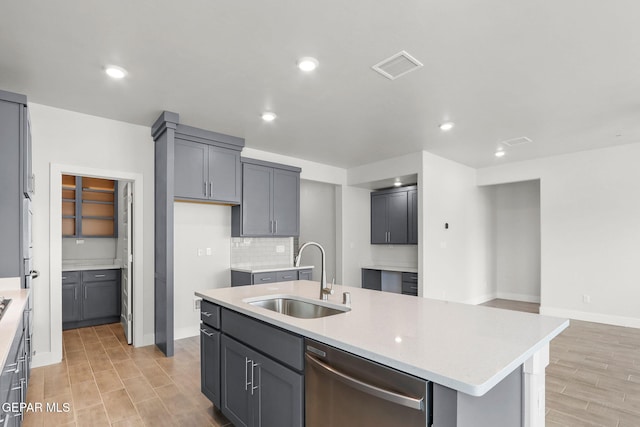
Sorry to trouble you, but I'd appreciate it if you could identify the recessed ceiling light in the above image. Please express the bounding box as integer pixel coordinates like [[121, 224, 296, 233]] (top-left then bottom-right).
[[105, 65, 127, 79], [495, 150, 506, 158], [261, 112, 277, 122], [393, 180, 402, 187], [297, 57, 319, 72], [439, 122, 454, 131]]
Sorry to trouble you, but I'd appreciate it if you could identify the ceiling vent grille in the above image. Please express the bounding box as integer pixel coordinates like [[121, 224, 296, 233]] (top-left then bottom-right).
[[501, 136, 532, 147], [372, 51, 423, 80]]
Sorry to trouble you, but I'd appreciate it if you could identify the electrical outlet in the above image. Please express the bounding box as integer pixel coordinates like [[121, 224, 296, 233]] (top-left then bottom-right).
[[197, 249, 203, 256], [76, 239, 85, 245], [194, 298, 201, 311], [206, 248, 212, 256], [583, 294, 591, 303], [276, 245, 285, 253]]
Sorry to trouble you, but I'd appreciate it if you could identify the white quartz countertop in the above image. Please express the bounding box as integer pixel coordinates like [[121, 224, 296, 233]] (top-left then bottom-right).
[[231, 265, 314, 274], [196, 281, 568, 397], [0, 288, 29, 369], [62, 261, 121, 272], [362, 265, 419, 273]]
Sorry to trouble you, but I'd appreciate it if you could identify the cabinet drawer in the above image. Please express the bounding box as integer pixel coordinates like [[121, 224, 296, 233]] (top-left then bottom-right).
[[401, 272, 419, 283], [82, 269, 119, 282], [62, 271, 80, 284], [200, 300, 221, 329], [252, 272, 276, 284], [222, 308, 304, 371], [276, 270, 297, 282], [402, 281, 418, 296]]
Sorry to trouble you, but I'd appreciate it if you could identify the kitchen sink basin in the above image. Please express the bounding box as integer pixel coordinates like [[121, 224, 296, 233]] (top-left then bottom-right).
[[247, 296, 349, 319]]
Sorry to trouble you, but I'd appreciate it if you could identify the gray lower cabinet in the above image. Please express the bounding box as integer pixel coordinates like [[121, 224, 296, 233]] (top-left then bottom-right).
[[200, 300, 221, 408], [231, 268, 313, 287], [402, 272, 419, 296], [362, 268, 419, 296], [174, 138, 241, 204], [232, 158, 301, 237], [201, 303, 304, 427], [62, 269, 121, 330], [221, 335, 303, 427], [371, 185, 417, 245], [0, 307, 29, 427]]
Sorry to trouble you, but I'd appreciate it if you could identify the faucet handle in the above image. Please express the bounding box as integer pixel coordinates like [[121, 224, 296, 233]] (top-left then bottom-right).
[[342, 292, 351, 307]]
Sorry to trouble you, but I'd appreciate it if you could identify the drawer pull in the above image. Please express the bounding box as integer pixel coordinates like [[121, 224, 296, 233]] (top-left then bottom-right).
[[282, 275, 294, 279], [94, 274, 106, 278], [200, 328, 214, 337], [411, 276, 418, 280], [62, 276, 67, 280], [201, 311, 212, 317], [260, 277, 272, 281]]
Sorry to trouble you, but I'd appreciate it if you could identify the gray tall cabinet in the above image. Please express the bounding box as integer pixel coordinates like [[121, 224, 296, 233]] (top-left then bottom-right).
[[0, 89, 33, 284], [152, 112, 244, 356]]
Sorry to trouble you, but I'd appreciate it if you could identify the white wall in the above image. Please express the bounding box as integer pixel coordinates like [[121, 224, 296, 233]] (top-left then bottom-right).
[[30, 103, 155, 364], [421, 151, 495, 304], [299, 180, 337, 282], [173, 202, 231, 339], [478, 143, 640, 328], [62, 238, 116, 261], [492, 180, 541, 302], [340, 186, 373, 287]]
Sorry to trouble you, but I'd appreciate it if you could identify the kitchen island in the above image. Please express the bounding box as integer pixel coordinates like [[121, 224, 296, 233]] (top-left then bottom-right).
[[196, 280, 568, 427]]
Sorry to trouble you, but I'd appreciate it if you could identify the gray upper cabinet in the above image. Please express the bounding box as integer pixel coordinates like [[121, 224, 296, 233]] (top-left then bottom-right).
[[0, 90, 30, 282], [232, 158, 301, 237], [371, 185, 417, 245], [174, 135, 242, 204]]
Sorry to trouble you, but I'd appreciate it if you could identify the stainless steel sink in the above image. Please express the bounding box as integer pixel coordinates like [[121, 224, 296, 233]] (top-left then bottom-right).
[[247, 297, 349, 319]]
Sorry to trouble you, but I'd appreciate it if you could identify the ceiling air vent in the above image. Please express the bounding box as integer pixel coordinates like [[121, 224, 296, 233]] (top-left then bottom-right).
[[372, 50, 423, 80], [501, 136, 532, 147]]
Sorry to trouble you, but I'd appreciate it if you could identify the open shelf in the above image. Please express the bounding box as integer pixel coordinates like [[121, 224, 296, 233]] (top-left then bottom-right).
[[62, 174, 117, 237]]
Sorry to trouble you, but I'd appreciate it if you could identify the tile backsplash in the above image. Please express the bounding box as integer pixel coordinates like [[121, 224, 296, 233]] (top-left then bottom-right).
[[230, 237, 294, 268]]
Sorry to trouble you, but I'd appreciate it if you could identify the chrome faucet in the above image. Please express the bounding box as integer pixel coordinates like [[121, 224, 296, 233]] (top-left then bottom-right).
[[294, 241, 333, 300]]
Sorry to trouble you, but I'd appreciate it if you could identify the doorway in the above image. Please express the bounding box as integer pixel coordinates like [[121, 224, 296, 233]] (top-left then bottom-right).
[[50, 164, 144, 364]]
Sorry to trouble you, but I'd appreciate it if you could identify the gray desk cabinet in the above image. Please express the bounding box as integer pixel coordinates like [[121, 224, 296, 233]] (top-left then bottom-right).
[[232, 158, 301, 237], [0, 90, 31, 283], [174, 138, 241, 204], [62, 269, 121, 330], [371, 185, 417, 245]]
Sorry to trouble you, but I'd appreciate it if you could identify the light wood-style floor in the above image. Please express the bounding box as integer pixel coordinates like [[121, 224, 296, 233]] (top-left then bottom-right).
[[483, 299, 640, 427], [24, 301, 640, 426], [23, 323, 231, 427]]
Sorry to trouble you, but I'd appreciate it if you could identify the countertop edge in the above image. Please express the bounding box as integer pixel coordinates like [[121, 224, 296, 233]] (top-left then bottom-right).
[[230, 265, 314, 274]]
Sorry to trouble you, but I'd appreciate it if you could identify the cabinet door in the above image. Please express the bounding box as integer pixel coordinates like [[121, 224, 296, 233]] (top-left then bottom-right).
[[370, 194, 388, 244], [387, 191, 408, 244], [201, 326, 221, 408], [221, 336, 252, 427], [83, 281, 120, 320], [272, 169, 299, 236], [408, 189, 418, 244], [22, 106, 33, 199], [252, 351, 303, 427], [62, 283, 81, 323], [209, 146, 241, 203], [297, 269, 312, 281], [174, 139, 207, 200], [242, 164, 273, 236], [252, 272, 276, 285]]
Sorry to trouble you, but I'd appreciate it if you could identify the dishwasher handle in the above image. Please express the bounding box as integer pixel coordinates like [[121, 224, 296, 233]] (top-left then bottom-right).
[[305, 353, 424, 411]]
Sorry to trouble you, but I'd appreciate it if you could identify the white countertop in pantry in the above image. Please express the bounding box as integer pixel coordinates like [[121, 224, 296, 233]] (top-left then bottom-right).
[[230, 265, 314, 274], [362, 265, 418, 273], [0, 288, 29, 369], [62, 259, 122, 272], [196, 280, 568, 397]]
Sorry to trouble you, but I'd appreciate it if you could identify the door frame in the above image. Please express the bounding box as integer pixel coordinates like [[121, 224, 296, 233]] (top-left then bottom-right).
[[49, 164, 145, 362]]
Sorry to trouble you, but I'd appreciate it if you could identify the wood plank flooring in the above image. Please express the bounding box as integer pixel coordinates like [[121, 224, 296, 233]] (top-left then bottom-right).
[[483, 299, 640, 426], [24, 301, 640, 426], [23, 323, 231, 427]]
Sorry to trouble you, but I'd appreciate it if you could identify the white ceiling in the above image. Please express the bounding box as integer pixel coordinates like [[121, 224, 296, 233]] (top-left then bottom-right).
[[2, 1, 639, 169]]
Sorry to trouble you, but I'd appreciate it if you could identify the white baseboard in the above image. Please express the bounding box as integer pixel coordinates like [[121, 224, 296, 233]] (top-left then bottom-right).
[[174, 326, 199, 341], [496, 292, 541, 304], [32, 351, 61, 368], [540, 306, 640, 329], [463, 292, 497, 305]]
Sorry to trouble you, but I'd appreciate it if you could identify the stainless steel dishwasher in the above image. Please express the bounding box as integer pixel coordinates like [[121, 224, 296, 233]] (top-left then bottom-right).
[[305, 338, 431, 427]]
